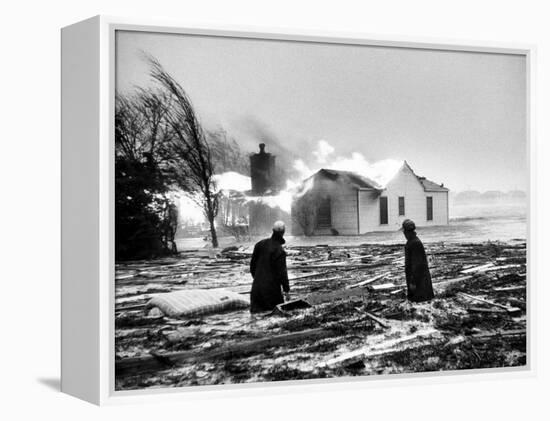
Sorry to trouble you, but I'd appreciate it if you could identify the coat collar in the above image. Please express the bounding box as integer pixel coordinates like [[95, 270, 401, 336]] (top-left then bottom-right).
[[406, 231, 418, 243], [271, 232, 286, 245]]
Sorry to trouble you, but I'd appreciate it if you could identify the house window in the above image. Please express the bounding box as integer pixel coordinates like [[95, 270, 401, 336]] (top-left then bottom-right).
[[427, 196, 433, 221], [398, 196, 405, 216], [380, 197, 388, 225], [316, 197, 331, 228]]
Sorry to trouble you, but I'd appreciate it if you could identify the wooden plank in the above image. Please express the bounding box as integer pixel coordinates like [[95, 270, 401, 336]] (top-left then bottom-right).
[[482, 264, 522, 273], [288, 271, 329, 281], [471, 329, 526, 340], [390, 288, 406, 295], [363, 311, 390, 329], [288, 257, 327, 265], [461, 263, 495, 274], [431, 250, 463, 255], [277, 299, 312, 311], [347, 255, 373, 261], [493, 285, 526, 292], [467, 307, 507, 314], [115, 274, 136, 280], [432, 275, 473, 286], [345, 272, 390, 289], [291, 275, 340, 284], [115, 303, 147, 312], [289, 265, 363, 280], [289, 263, 375, 270], [310, 276, 341, 283], [457, 292, 521, 314], [369, 283, 397, 291], [116, 327, 333, 377]]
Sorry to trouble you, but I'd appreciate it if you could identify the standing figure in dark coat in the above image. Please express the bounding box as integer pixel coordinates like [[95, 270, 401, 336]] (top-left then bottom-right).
[[402, 219, 434, 302], [249, 221, 290, 313]]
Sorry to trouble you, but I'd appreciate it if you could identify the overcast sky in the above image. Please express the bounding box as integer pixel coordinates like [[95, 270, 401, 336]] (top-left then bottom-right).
[[116, 31, 527, 193]]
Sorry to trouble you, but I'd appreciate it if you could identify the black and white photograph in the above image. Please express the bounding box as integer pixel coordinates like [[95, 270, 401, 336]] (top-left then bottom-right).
[[113, 30, 527, 391]]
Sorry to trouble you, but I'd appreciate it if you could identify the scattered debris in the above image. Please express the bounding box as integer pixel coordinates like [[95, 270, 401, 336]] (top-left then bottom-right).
[[115, 240, 526, 390], [318, 328, 440, 369], [117, 327, 334, 377], [345, 272, 390, 289]]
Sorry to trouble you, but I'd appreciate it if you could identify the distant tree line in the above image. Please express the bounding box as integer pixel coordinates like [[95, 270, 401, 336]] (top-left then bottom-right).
[[115, 55, 248, 260]]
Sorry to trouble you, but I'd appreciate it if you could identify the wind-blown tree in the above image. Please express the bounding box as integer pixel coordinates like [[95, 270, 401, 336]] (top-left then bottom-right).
[[146, 56, 220, 248], [115, 88, 179, 259], [208, 128, 250, 175]]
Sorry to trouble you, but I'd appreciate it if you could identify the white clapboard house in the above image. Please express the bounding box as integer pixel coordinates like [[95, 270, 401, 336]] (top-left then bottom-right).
[[291, 161, 449, 235]]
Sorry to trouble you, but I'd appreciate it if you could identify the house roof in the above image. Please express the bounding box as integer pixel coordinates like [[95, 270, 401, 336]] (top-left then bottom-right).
[[308, 163, 448, 193], [416, 176, 449, 192], [314, 169, 381, 190]]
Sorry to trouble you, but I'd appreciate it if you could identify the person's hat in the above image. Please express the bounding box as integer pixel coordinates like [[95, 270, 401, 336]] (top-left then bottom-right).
[[273, 220, 286, 233], [401, 219, 416, 232]]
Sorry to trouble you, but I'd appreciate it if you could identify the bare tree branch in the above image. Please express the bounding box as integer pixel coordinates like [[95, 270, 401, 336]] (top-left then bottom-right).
[[144, 54, 220, 248]]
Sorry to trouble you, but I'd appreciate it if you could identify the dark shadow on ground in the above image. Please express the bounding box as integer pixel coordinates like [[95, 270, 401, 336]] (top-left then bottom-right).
[[37, 377, 60, 392]]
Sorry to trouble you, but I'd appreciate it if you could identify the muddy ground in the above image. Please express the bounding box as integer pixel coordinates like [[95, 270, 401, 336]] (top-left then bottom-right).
[[114, 239, 526, 390]]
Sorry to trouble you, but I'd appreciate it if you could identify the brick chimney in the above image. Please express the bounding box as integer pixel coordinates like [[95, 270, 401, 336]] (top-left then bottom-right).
[[250, 143, 276, 195]]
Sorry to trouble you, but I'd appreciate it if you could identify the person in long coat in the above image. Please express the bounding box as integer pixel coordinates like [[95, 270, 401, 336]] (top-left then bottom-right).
[[249, 221, 290, 313], [402, 219, 434, 302]]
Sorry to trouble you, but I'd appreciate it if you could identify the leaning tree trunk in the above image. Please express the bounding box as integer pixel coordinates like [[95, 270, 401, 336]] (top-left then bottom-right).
[[204, 194, 219, 248], [207, 213, 219, 248]]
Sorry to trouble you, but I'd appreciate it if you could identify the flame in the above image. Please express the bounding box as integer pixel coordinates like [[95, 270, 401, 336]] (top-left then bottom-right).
[[177, 172, 251, 224], [212, 171, 251, 193], [242, 180, 298, 213]]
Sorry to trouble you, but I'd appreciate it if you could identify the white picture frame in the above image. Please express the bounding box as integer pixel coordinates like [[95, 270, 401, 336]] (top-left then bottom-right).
[[61, 15, 535, 405]]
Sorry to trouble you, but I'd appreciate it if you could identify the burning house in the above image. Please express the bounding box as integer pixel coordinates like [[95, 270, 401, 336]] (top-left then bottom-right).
[[212, 143, 448, 237], [291, 161, 449, 235]]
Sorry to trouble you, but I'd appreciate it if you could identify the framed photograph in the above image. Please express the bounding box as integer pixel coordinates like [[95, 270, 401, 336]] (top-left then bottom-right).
[[61, 16, 533, 405]]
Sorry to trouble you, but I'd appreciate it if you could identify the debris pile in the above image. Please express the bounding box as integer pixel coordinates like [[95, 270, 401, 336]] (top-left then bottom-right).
[[115, 239, 526, 390]]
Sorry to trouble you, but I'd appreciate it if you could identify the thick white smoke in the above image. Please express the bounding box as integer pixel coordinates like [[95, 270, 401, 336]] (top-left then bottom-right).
[[312, 139, 335, 164], [294, 140, 403, 188]]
